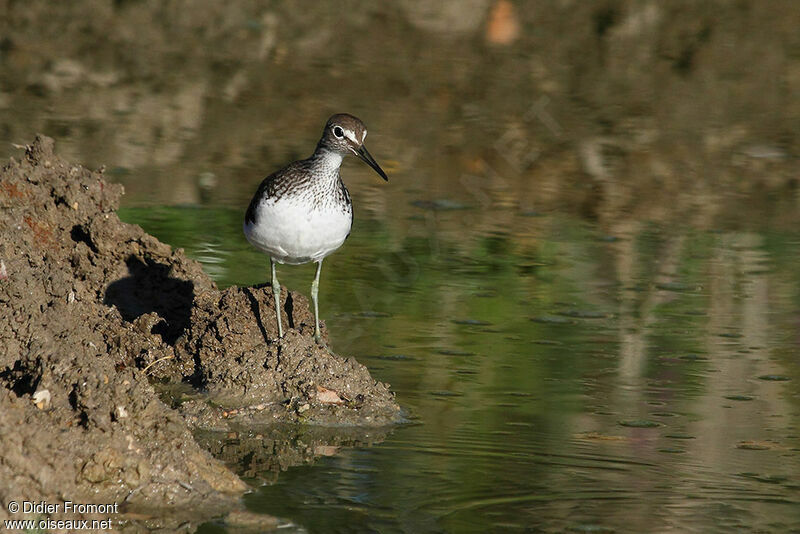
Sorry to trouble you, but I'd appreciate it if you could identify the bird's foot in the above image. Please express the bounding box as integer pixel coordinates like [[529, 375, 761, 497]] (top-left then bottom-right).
[[313, 333, 328, 349]]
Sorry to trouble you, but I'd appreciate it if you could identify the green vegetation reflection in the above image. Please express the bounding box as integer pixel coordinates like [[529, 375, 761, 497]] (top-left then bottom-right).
[[121, 205, 800, 533]]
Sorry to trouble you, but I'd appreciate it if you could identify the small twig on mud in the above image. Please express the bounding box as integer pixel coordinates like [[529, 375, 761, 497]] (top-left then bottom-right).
[[142, 355, 174, 375]]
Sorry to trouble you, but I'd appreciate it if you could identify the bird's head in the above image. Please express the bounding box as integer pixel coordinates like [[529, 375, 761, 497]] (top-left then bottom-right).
[[319, 113, 388, 181]]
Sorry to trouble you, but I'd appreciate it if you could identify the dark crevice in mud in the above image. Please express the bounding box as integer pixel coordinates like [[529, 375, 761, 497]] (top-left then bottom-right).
[[187, 349, 207, 390], [68, 383, 89, 429], [0, 359, 42, 397], [70, 224, 99, 253]]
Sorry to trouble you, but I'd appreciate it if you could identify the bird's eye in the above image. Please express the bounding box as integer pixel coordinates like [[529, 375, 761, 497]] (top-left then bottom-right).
[[333, 126, 344, 139]]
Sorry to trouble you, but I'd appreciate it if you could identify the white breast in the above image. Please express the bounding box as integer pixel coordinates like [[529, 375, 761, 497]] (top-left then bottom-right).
[[244, 195, 352, 265]]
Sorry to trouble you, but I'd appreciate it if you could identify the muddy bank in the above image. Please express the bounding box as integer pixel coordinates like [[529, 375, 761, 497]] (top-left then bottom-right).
[[0, 136, 401, 529], [167, 284, 401, 428]]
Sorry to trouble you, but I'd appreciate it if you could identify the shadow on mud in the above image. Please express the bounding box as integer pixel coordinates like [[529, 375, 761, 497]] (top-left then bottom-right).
[[104, 255, 195, 345]]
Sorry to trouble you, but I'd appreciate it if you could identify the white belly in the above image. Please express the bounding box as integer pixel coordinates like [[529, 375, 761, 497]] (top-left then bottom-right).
[[244, 198, 352, 265]]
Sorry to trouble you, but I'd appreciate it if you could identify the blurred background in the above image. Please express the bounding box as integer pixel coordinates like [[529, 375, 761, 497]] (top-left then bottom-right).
[[2, 1, 800, 532]]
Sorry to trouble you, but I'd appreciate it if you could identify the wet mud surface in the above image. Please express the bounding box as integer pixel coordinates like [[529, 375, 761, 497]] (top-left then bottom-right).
[[0, 137, 401, 530], [171, 285, 401, 428]]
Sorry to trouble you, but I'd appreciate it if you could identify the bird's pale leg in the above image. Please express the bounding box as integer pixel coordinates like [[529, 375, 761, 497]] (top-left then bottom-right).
[[270, 258, 283, 339], [311, 260, 323, 344]]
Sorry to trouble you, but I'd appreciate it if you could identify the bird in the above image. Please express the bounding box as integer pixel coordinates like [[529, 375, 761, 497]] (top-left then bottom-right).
[[243, 113, 388, 345]]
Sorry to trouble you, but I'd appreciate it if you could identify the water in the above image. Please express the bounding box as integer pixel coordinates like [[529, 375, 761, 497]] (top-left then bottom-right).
[[123, 205, 800, 533], [3, 2, 800, 532]]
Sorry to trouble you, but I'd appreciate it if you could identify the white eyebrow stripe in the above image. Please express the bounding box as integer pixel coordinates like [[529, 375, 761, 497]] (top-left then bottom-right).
[[344, 129, 359, 145]]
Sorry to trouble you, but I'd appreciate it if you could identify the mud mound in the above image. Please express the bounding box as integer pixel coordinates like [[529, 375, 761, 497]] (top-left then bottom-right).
[[0, 136, 246, 525], [0, 136, 401, 527], [172, 285, 402, 426]]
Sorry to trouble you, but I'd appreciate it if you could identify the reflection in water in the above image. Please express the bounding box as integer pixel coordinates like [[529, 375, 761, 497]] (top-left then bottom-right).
[[127, 206, 800, 533], [194, 425, 392, 486], [3, 1, 800, 532]]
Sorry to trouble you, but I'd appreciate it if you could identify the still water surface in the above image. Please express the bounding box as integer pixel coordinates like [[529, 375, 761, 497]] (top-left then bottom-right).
[[122, 202, 800, 533]]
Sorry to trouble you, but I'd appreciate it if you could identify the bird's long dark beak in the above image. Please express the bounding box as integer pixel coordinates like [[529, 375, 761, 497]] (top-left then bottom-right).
[[355, 145, 389, 181]]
